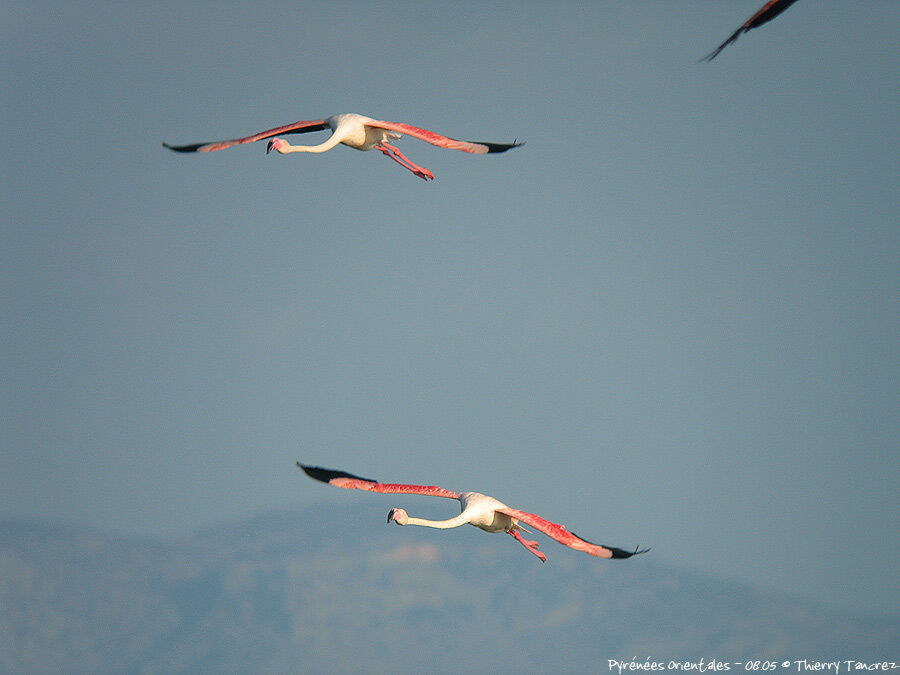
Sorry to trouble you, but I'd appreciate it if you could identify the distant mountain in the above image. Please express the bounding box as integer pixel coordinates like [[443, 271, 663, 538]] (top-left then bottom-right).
[[1, 505, 896, 674]]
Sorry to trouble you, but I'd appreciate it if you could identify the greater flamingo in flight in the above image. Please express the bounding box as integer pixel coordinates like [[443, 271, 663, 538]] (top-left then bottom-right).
[[701, 0, 799, 62], [163, 113, 523, 181], [299, 463, 648, 563]]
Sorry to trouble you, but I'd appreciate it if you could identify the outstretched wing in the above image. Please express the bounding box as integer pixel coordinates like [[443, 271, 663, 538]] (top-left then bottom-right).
[[497, 507, 649, 559], [701, 0, 799, 62], [163, 119, 329, 153], [366, 120, 523, 154], [298, 463, 460, 499]]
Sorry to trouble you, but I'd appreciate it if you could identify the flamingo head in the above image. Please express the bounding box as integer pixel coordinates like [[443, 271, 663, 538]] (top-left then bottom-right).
[[387, 508, 408, 525], [266, 138, 289, 154]]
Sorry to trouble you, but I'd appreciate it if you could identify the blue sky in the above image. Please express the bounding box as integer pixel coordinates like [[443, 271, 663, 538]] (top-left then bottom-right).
[[2, 1, 898, 615]]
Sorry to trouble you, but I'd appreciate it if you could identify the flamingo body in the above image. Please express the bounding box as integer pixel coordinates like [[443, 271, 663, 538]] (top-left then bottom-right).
[[701, 0, 800, 62], [458, 492, 517, 531], [299, 462, 648, 563], [164, 113, 522, 181]]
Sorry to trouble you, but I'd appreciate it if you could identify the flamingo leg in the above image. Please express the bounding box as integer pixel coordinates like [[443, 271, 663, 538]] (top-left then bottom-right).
[[507, 529, 547, 562], [376, 142, 434, 181]]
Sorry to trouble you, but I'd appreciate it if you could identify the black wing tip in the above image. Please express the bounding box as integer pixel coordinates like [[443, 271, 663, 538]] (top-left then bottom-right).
[[480, 140, 526, 153], [609, 545, 651, 559], [700, 31, 743, 62], [702, 0, 799, 62], [162, 141, 207, 153], [571, 529, 651, 559], [297, 462, 378, 485]]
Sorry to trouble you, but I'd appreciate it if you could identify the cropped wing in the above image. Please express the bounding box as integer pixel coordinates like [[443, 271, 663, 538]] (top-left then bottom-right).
[[163, 119, 329, 153], [497, 507, 649, 559], [298, 463, 460, 499], [701, 0, 799, 62], [366, 120, 523, 154]]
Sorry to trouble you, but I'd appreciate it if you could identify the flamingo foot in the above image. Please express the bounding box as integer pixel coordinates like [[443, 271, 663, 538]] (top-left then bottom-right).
[[412, 166, 434, 181], [266, 137, 288, 154], [508, 529, 547, 562], [376, 142, 434, 181]]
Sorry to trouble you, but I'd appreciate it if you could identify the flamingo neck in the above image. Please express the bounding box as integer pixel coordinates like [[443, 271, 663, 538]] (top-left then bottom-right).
[[403, 513, 470, 530], [283, 132, 344, 154]]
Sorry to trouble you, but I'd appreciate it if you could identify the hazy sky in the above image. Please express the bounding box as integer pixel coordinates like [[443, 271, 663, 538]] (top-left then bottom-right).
[[2, 2, 898, 616]]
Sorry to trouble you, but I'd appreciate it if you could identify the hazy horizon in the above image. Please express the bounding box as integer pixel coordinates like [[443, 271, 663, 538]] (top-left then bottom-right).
[[2, 504, 897, 674]]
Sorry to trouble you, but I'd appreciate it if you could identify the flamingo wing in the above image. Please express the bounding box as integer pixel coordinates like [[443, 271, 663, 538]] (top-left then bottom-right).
[[366, 120, 523, 155], [497, 506, 649, 559], [163, 119, 329, 153], [701, 0, 799, 62], [298, 463, 460, 499]]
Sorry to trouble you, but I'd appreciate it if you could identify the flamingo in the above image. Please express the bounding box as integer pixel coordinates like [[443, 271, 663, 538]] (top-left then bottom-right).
[[701, 0, 800, 62], [163, 112, 523, 181], [298, 463, 648, 563]]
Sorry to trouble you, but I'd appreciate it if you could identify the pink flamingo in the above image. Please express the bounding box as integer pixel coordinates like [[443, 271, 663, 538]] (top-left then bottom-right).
[[299, 463, 648, 563], [163, 112, 522, 181], [701, 0, 799, 62]]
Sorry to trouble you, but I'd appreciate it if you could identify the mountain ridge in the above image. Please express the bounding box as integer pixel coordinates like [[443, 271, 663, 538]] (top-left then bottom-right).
[[1, 504, 896, 674]]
